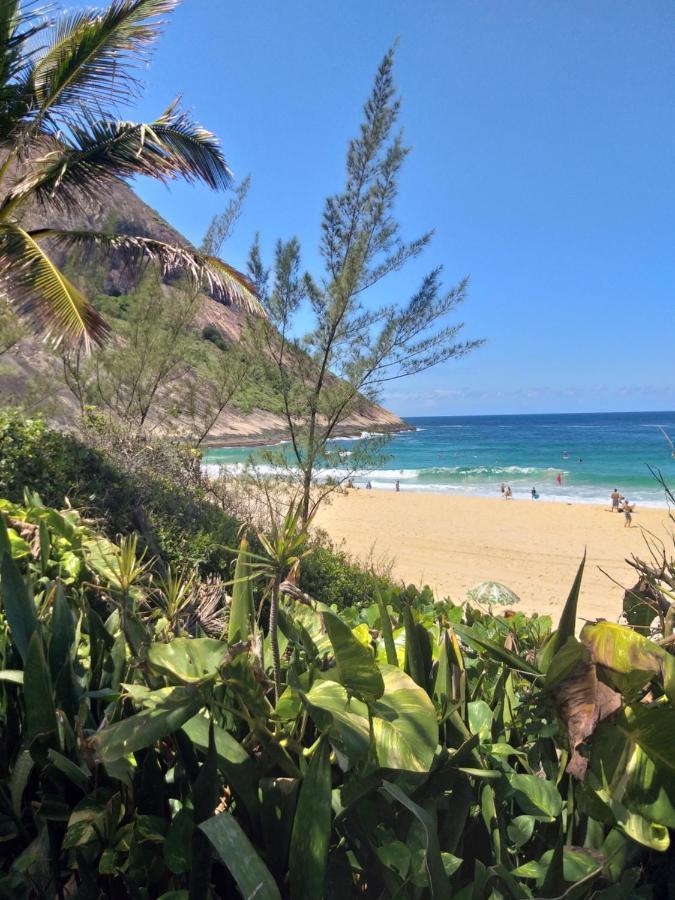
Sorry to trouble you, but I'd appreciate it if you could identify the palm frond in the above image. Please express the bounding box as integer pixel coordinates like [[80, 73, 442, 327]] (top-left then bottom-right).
[[31, 0, 177, 121], [0, 221, 109, 347], [29, 228, 263, 314], [0, 0, 49, 138], [4, 105, 231, 214]]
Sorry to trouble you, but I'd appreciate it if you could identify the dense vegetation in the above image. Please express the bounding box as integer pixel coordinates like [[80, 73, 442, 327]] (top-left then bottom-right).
[[2, 3, 673, 898], [0, 409, 241, 572], [2, 433, 675, 896]]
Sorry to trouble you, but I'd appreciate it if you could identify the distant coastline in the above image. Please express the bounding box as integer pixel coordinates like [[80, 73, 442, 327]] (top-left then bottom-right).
[[204, 410, 675, 507]]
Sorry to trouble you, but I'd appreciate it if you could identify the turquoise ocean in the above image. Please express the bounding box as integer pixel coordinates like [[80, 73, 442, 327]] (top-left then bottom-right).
[[204, 411, 675, 507]]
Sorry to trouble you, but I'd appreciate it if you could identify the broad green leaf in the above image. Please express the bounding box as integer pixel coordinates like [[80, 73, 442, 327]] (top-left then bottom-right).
[[94, 692, 203, 761], [622, 704, 675, 778], [403, 605, 427, 688], [289, 740, 332, 900], [453, 623, 541, 678], [228, 539, 253, 644], [375, 587, 398, 667], [182, 713, 260, 821], [303, 666, 438, 772], [0, 549, 38, 663], [351, 622, 371, 647], [47, 750, 90, 791], [540, 833, 565, 897], [468, 700, 493, 739], [376, 840, 412, 878], [49, 583, 76, 681], [544, 636, 588, 690], [7, 528, 30, 558], [260, 777, 299, 880], [190, 723, 219, 896], [11, 749, 34, 817], [0, 669, 23, 684], [481, 782, 501, 863], [433, 631, 452, 707], [506, 814, 535, 848], [507, 773, 562, 820], [588, 710, 675, 833], [164, 808, 194, 874], [24, 631, 58, 748], [302, 678, 371, 763], [373, 665, 439, 772], [581, 621, 675, 701], [511, 847, 602, 885], [281, 597, 332, 656], [322, 609, 384, 702], [146, 637, 228, 684], [200, 812, 281, 900], [63, 792, 122, 850], [380, 781, 447, 898]]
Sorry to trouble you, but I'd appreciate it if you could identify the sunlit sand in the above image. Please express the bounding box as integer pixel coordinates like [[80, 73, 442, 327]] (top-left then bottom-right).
[[314, 491, 672, 626]]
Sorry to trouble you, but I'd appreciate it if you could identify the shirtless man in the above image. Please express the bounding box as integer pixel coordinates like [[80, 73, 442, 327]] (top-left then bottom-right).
[[610, 488, 621, 512]]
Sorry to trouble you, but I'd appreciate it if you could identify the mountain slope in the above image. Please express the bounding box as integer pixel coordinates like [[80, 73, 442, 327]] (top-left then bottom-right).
[[0, 177, 408, 444]]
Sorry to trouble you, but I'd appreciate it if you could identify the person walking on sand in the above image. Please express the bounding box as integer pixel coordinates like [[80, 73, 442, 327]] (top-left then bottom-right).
[[623, 499, 634, 527], [610, 488, 621, 512]]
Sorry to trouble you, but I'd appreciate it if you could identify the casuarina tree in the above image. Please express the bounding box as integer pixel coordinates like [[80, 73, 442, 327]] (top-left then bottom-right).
[[249, 47, 482, 522]]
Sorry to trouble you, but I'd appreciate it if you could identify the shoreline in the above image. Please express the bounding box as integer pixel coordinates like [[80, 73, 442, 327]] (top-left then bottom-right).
[[313, 491, 672, 627]]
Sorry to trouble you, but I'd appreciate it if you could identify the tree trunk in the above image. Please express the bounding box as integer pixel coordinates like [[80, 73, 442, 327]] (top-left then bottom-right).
[[301, 467, 313, 526]]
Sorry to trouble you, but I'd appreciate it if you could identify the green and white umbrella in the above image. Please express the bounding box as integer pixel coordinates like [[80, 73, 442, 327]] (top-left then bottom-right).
[[467, 581, 521, 608]]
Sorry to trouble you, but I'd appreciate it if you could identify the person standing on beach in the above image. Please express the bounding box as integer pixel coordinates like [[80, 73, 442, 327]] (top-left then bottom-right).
[[500, 482, 505, 495], [395, 479, 400, 492], [531, 486, 539, 499], [623, 500, 634, 527], [505, 485, 513, 499], [610, 488, 621, 512]]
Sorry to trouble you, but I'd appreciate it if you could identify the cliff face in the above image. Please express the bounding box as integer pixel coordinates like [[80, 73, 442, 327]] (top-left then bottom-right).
[[1, 177, 409, 443]]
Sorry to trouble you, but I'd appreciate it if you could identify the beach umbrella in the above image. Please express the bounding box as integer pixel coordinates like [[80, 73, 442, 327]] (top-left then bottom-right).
[[467, 581, 521, 607]]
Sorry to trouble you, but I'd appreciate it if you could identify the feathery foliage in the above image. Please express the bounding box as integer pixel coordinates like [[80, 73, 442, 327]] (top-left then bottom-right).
[[250, 48, 482, 521]]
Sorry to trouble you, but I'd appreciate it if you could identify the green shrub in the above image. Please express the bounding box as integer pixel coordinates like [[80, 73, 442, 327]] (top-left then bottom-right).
[[0, 409, 240, 573], [1, 502, 673, 897], [201, 323, 229, 351], [299, 535, 392, 609]]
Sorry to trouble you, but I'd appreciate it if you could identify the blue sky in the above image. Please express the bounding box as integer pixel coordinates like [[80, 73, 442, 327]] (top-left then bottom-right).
[[83, 0, 675, 416]]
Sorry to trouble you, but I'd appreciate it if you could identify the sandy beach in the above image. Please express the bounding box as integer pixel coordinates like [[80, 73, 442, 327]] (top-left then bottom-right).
[[314, 491, 672, 626]]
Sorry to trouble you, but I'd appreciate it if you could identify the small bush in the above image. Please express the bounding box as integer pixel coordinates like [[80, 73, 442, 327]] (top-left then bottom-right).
[[300, 534, 392, 609], [0, 409, 240, 573], [201, 323, 229, 351]]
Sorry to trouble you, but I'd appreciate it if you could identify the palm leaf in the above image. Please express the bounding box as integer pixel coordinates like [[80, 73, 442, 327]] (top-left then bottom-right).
[[0, 221, 109, 346], [0, 0, 48, 140], [30, 0, 177, 121], [29, 228, 262, 314], [4, 106, 231, 215]]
